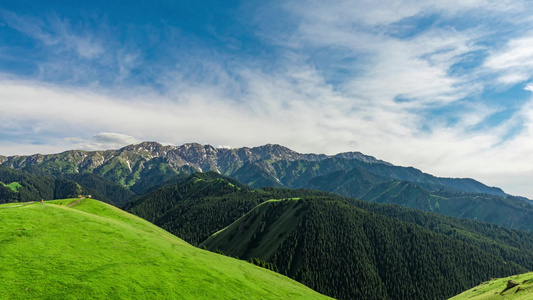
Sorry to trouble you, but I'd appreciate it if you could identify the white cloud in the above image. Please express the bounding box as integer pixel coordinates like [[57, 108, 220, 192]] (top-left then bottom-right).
[[287, 0, 524, 29], [272, 2, 491, 113], [0, 10, 55, 44], [2, 1, 533, 199], [485, 36, 533, 85], [283, 0, 490, 29], [74, 133, 141, 151], [345, 31, 481, 106], [0, 68, 531, 197]]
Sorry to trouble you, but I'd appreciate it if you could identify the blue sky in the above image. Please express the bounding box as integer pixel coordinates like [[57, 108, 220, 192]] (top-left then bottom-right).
[[2, 0, 533, 197]]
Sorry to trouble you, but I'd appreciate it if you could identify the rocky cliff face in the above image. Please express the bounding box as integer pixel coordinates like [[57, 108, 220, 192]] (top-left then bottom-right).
[[334, 151, 391, 165]]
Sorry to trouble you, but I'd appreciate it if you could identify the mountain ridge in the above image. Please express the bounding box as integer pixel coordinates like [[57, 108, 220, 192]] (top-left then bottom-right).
[[4, 142, 529, 230], [0, 141, 504, 195]]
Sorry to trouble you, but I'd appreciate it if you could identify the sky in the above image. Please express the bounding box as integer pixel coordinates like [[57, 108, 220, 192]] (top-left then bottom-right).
[[1, 1, 533, 197]]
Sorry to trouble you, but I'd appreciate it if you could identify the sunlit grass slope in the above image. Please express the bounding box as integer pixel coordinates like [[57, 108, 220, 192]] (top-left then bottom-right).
[[450, 272, 533, 300], [0, 199, 330, 300], [204, 198, 305, 259], [1, 181, 22, 192]]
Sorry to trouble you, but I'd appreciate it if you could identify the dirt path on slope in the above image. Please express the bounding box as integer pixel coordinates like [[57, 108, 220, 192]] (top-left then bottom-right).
[[1, 198, 87, 209], [0, 201, 38, 209], [67, 197, 85, 207]]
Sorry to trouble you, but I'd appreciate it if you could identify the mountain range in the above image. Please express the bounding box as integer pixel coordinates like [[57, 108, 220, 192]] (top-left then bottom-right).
[[0, 142, 507, 195], [1, 142, 531, 230]]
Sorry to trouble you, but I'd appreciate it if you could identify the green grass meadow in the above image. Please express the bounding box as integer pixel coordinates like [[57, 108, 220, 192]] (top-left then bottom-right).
[[450, 272, 533, 300], [1, 181, 22, 192], [204, 199, 305, 259], [0, 199, 329, 299]]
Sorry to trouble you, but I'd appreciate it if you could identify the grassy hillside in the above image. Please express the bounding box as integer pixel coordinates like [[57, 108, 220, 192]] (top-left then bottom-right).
[[450, 272, 533, 299], [205, 199, 306, 259], [0, 199, 329, 300], [1, 181, 22, 191]]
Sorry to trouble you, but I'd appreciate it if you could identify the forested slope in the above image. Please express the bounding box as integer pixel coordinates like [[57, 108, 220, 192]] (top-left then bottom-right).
[[201, 198, 527, 300], [0, 165, 86, 203], [304, 167, 533, 231], [126, 172, 334, 245], [124, 172, 533, 299]]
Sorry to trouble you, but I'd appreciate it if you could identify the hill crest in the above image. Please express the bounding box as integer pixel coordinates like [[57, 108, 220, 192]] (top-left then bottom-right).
[[0, 198, 329, 299]]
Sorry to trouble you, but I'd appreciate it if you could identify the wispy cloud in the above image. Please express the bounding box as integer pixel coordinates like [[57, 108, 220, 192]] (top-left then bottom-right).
[[71, 133, 140, 151], [1, 10, 104, 59], [484, 36, 533, 85], [2, 1, 533, 197]]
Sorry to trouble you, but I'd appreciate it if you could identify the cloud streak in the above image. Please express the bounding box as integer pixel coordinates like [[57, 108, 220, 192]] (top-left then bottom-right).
[[1, 10, 104, 59], [2, 1, 533, 197]]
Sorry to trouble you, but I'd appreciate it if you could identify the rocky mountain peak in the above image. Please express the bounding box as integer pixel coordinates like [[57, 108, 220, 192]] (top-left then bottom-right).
[[334, 152, 391, 165], [122, 141, 165, 152], [250, 144, 298, 160], [170, 143, 221, 168], [177, 143, 218, 155]]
